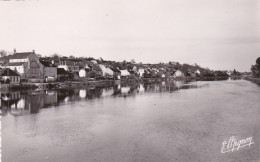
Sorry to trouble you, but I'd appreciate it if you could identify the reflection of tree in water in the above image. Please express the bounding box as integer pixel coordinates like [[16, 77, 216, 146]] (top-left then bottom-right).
[[142, 80, 197, 93], [86, 87, 103, 99], [57, 89, 70, 103]]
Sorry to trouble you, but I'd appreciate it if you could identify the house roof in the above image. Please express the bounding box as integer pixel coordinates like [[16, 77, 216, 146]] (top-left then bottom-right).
[[40, 61, 57, 67], [92, 64, 102, 71], [0, 68, 20, 76], [120, 69, 130, 76], [10, 52, 34, 59], [57, 68, 69, 75], [109, 67, 121, 73], [6, 62, 25, 66]]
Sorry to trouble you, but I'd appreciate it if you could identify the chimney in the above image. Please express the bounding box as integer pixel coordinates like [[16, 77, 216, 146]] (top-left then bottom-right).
[[14, 48, 16, 54], [33, 50, 35, 54]]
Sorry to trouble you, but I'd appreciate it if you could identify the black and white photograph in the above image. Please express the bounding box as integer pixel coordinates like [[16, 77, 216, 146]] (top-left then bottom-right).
[[0, 0, 260, 162]]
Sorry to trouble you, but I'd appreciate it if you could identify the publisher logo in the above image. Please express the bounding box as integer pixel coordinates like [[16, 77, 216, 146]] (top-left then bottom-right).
[[221, 136, 254, 153]]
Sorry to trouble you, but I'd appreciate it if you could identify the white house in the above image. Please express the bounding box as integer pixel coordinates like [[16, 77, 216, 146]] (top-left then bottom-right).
[[91, 60, 97, 64], [79, 68, 87, 78], [6, 51, 35, 75], [5, 62, 26, 74], [6, 50, 44, 80], [196, 70, 201, 75], [120, 69, 130, 77], [57, 59, 79, 72], [174, 70, 185, 78], [99, 64, 114, 77], [138, 69, 145, 77], [162, 74, 166, 78]]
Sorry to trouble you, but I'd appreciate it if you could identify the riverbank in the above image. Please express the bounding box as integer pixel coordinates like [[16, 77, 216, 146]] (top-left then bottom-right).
[[243, 77, 260, 86], [0, 76, 230, 92]]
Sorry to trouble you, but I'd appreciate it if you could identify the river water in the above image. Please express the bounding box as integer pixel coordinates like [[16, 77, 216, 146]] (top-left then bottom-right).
[[1, 79, 260, 162]]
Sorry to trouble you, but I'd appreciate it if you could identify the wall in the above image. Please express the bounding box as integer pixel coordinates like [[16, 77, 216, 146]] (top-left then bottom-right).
[[2, 76, 21, 83], [44, 67, 57, 80], [6, 65, 25, 74], [9, 58, 28, 63]]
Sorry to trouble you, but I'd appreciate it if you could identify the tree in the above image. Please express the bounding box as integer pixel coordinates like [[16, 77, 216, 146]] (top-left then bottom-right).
[[256, 57, 260, 65], [69, 55, 75, 59], [37, 54, 42, 58], [0, 50, 7, 57], [251, 57, 260, 78], [51, 53, 61, 59], [233, 69, 237, 75], [251, 65, 257, 77]]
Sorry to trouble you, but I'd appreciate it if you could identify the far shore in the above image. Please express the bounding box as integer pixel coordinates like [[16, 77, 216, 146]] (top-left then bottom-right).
[[0, 76, 231, 92], [243, 77, 260, 85]]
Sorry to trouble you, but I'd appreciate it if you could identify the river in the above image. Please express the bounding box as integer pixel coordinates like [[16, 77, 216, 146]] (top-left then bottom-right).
[[1, 79, 260, 162]]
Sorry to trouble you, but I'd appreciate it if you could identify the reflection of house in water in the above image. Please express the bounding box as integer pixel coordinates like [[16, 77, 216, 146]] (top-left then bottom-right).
[[69, 89, 80, 101], [102, 88, 114, 97], [142, 81, 195, 93], [24, 90, 58, 114], [57, 88, 103, 102], [1, 81, 199, 116], [1, 91, 23, 115], [1, 90, 58, 116], [79, 90, 86, 99], [138, 84, 145, 93], [57, 89, 81, 102], [112, 83, 140, 97], [25, 91, 45, 114], [44, 91, 58, 107], [9, 99, 29, 116], [113, 84, 121, 96], [121, 87, 130, 94]]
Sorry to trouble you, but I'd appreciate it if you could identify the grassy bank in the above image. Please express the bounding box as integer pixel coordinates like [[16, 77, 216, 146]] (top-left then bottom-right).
[[244, 77, 260, 86]]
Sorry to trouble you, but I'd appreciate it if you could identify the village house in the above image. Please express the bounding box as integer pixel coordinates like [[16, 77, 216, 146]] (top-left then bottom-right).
[[138, 68, 145, 77], [5, 62, 26, 75], [174, 70, 185, 78], [5, 50, 44, 82], [99, 64, 114, 79], [57, 68, 70, 81], [120, 69, 130, 79], [40, 61, 57, 82], [88, 64, 103, 79], [78, 61, 92, 78], [79, 68, 91, 78], [57, 58, 80, 73], [0, 68, 21, 84], [109, 67, 121, 80], [0, 63, 6, 69]]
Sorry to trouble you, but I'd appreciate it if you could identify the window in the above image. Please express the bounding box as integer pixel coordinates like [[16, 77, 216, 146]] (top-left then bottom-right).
[[30, 61, 39, 78]]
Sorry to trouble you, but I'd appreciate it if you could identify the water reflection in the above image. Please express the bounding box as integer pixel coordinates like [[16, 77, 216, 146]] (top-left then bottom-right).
[[1, 80, 198, 116]]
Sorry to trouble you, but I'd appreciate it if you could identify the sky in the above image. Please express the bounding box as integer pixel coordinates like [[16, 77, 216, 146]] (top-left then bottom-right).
[[0, 0, 260, 71]]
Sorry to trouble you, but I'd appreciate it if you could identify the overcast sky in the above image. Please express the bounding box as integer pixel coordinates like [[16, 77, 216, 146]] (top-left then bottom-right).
[[0, 0, 260, 71]]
